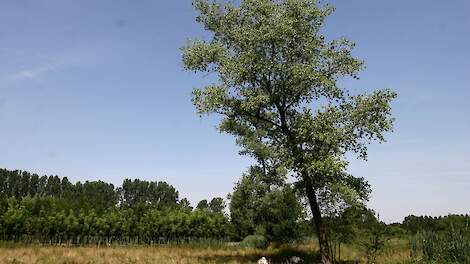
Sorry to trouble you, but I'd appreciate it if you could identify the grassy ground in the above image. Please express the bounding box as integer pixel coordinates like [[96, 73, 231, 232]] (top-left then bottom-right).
[[0, 241, 413, 264]]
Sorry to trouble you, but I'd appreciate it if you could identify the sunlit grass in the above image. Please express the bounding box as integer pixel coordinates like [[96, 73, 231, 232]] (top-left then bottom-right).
[[0, 240, 414, 264]]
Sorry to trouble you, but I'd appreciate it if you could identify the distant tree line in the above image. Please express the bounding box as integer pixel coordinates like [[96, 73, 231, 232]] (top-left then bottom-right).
[[401, 214, 470, 234], [1, 168, 467, 247], [0, 169, 229, 245]]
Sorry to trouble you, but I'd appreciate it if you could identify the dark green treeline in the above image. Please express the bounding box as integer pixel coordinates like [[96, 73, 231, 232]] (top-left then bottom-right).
[[0, 168, 229, 245], [2, 168, 468, 246]]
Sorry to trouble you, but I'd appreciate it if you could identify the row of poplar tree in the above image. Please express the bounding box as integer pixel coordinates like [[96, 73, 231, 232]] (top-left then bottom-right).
[[0, 168, 230, 244], [2, 168, 466, 247]]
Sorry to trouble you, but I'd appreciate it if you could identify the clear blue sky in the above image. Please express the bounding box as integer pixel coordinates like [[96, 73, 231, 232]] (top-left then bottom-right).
[[0, 0, 468, 222]]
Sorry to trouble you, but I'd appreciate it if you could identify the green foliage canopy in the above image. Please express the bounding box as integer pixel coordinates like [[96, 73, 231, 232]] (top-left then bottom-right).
[[183, 0, 395, 209]]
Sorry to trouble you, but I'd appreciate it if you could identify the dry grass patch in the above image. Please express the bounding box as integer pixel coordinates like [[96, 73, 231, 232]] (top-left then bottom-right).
[[0, 242, 412, 264]]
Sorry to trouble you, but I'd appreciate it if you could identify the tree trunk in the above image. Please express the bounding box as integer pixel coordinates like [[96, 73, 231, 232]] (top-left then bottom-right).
[[304, 175, 332, 264], [279, 109, 332, 263], [338, 242, 341, 262]]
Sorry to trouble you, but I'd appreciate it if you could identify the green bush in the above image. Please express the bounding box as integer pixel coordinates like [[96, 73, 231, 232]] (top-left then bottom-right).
[[410, 229, 470, 263], [239, 235, 268, 249]]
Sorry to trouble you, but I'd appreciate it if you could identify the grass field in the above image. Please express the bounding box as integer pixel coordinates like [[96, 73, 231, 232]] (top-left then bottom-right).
[[0, 241, 414, 264]]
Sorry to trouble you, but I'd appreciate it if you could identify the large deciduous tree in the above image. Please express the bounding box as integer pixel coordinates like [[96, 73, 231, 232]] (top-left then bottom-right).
[[182, 0, 396, 262]]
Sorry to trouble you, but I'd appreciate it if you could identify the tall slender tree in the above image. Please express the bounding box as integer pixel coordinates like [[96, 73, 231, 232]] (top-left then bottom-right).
[[209, 197, 226, 213], [182, 0, 396, 262]]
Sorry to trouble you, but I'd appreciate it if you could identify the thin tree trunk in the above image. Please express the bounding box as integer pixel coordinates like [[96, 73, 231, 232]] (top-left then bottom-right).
[[338, 242, 341, 262], [304, 175, 332, 264]]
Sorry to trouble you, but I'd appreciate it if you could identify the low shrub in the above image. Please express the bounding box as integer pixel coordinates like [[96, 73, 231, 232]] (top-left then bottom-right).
[[239, 235, 268, 249]]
